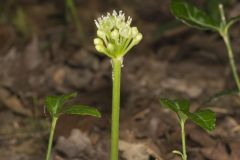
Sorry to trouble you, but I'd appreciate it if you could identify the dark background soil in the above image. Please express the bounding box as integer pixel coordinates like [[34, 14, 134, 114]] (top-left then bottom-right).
[[0, 0, 240, 160]]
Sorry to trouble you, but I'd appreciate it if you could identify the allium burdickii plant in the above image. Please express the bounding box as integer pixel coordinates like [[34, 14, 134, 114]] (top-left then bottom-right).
[[94, 10, 142, 160]]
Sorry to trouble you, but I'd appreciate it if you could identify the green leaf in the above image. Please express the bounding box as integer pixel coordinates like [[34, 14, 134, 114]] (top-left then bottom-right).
[[160, 98, 216, 132], [44, 96, 59, 116], [63, 105, 101, 118], [160, 98, 190, 113], [170, 0, 220, 31], [174, 99, 190, 113], [44, 92, 77, 116], [188, 109, 216, 132], [160, 98, 179, 113]]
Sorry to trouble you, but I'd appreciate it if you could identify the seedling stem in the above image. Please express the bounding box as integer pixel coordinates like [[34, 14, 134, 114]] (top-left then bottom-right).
[[180, 120, 187, 160], [218, 4, 240, 91], [222, 33, 240, 91], [45, 117, 58, 160]]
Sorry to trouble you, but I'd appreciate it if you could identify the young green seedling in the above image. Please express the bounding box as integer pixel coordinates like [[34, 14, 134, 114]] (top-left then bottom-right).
[[94, 10, 142, 160], [44, 92, 101, 160], [13, 7, 30, 39], [170, 0, 240, 91], [65, 0, 84, 41], [160, 98, 216, 160]]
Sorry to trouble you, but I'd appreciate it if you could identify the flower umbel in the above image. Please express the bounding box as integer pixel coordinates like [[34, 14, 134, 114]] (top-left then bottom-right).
[[94, 10, 143, 58]]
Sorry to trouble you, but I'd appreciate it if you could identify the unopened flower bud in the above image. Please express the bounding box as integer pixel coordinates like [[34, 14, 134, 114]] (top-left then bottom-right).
[[131, 27, 139, 38], [133, 33, 143, 44], [97, 30, 106, 39], [102, 19, 114, 31], [94, 38, 103, 46], [119, 25, 131, 38], [107, 43, 115, 53], [95, 45, 106, 54], [111, 29, 119, 41]]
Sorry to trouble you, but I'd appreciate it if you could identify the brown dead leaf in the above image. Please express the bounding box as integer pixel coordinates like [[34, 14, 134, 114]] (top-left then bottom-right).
[[23, 36, 42, 70], [0, 87, 32, 116], [229, 139, 240, 160], [119, 140, 164, 160], [201, 142, 230, 160], [188, 127, 216, 147]]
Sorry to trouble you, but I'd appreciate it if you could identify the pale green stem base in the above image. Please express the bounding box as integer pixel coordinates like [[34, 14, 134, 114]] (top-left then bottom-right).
[[180, 120, 187, 160], [111, 57, 122, 160], [45, 117, 58, 160], [221, 33, 240, 91]]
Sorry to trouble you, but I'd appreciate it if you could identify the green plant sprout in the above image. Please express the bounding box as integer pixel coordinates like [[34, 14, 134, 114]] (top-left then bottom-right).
[[170, 0, 240, 91], [65, 0, 84, 41], [94, 10, 142, 160], [12, 7, 30, 38], [160, 98, 216, 160], [44, 92, 101, 160]]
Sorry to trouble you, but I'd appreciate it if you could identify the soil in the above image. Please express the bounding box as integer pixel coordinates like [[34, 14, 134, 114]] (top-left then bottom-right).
[[0, 0, 240, 160]]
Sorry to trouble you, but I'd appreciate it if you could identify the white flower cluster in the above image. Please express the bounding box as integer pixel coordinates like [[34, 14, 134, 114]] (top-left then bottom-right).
[[94, 10, 142, 58]]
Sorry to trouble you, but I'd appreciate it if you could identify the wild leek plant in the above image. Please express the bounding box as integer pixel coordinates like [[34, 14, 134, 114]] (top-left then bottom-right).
[[44, 92, 101, 160], [94, 10, 142, 160], [160, 98, 216, 160], [170, 0, 240, 91]]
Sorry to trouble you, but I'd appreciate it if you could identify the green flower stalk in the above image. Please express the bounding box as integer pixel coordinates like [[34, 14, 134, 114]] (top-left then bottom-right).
[[94, 10, 142, 160]]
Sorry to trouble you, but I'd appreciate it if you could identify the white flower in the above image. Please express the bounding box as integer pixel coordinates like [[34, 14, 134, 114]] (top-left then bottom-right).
[[94, 10, 142, 58]]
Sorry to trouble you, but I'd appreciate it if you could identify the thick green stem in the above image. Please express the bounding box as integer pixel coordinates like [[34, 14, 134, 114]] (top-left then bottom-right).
[[180, 120, 187, 160], [111, 57, 122, 160], [45, 117, 58, 160], [221, 32, 240, 91]]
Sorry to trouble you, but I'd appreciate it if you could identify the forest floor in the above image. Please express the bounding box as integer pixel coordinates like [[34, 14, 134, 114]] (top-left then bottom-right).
[[0, 0, 240, 160]]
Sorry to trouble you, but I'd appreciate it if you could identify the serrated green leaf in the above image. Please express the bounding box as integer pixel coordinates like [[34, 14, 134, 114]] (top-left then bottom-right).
[[160, 98, 179, 113], [63, 105, 101, 118], [160, 98, 190, 113], [170, 0, 220, 31], [188, 109, 216, 132], [44, 92, 77, 116]]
